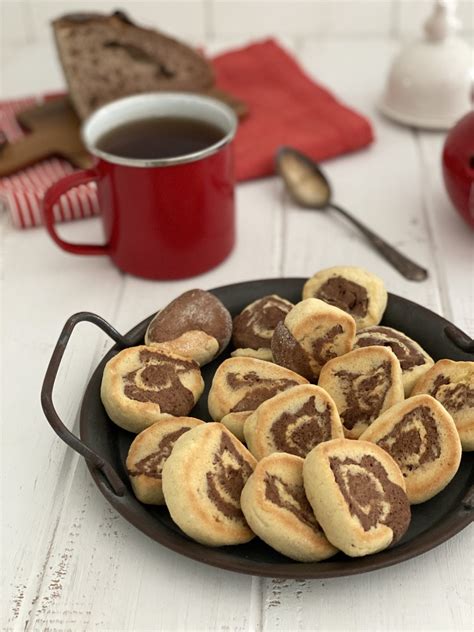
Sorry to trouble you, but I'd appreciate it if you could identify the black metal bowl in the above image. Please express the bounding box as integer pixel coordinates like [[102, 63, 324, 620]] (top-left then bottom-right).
[[41, 278, 473, 578]]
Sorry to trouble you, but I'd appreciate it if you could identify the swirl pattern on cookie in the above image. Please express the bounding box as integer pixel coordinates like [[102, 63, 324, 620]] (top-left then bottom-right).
[[303, 438, 410, 557], [271, 298, 356, 382], [360, 395, 461, 503], [412, 360, 474, 451], [126, 416, 204, 504], [241, 453, 338, 562], [303, 266, 387, 329], [162, 423, 257, 546], [354, 326, 434, 395], [318, 346, 404, 438], [101, 346, 204, 433], [208, 357, 308, 441], [145, 289, 232, 366], [244, 384, 344, 460], [123, 349, 196, 413], [232, 294, 293, 360], [329, 454, 408, 539]]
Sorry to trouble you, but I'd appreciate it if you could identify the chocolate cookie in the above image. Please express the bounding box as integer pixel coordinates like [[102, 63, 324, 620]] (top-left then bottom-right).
[[411, 360, 474, 451], [318, 346, 404, 438], [303, 438, 411, 557], [162, 423, 257, 546], [145, 289, 232, 366], [241, 453, 338, 562], [231, 294, 294, 361], [360, 395, 462, 504], [208, 357, 308, 441], [101, 346, 204, 433], [126, 416, 204, 504], [271, 298, 356, 381], [354, 326, 434, 396], [303, 266, 387, 330], [244, 384, 344, 461]]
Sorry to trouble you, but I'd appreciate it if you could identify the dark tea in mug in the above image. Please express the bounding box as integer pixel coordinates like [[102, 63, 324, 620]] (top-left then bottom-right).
[[96, 116, 225, 160]]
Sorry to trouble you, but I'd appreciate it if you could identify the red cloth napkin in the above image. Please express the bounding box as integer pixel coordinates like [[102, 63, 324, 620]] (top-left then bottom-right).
[[0, 38, 373, 229], [213, 39, 373, 181]]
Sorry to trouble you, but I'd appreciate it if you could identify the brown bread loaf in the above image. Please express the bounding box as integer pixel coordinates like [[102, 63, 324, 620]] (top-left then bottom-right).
[[52, 11, 214, 119]]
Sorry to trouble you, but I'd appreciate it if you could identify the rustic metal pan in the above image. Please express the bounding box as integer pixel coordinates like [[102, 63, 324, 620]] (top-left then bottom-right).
[[41, 278, 473, 578]]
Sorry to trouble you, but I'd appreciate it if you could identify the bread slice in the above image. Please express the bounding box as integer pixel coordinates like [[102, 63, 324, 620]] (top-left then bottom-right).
[[52, 11, 214, 119]]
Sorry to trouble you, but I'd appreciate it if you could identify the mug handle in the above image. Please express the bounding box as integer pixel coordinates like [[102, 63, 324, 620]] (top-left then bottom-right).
[[42, 169, 110, 255]]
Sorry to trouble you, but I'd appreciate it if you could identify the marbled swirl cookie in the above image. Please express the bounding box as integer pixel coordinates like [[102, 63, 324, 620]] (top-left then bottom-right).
[[126, 416, 204, 504], [271, 298, 356, 382], [412, 360, 474, 451], [318, 346, 404, 439], [162, 423, 256, 546], [244, 384, 344, 461], [360, 395, 461, 504], [303, 266, 387, 330], [208, 357, 308, 441], [231, 294, 294, 361], [241, 453, 338, 562], [101, 346, 204, 433], [145, 289, 232, 366], [303, 438, 411, 557], [354, 326, 434, 395]]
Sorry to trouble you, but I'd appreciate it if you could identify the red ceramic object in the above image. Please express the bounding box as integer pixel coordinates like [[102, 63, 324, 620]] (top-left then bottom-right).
[[42, 93, 237, 279], [442, 111, 474, 229]]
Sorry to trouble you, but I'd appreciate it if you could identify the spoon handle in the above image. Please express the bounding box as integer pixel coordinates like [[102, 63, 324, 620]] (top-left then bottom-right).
[[329, 203, 428, 281]]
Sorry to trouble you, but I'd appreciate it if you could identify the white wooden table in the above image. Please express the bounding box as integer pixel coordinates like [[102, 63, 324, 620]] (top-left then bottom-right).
[[2, 36, 473, 632]]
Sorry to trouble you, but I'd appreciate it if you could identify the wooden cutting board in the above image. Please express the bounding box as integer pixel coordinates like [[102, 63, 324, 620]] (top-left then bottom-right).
[[0, 91, 248, 177]]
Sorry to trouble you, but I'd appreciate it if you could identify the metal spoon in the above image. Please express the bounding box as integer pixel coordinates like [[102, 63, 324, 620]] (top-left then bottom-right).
[[276, 146, 428, 281]]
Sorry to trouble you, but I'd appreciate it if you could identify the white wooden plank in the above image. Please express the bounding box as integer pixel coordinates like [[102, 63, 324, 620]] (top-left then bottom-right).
[[1, 0, 32, 46], [262, 528, 474, 631], [2, 216, 125, 630], [0, 38, 64, 99], [211, 0, 393, 38], [27, 0, 207, 42]]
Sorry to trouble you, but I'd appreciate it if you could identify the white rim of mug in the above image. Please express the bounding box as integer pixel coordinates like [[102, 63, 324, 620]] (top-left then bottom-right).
[[81, 92, 238, 168]]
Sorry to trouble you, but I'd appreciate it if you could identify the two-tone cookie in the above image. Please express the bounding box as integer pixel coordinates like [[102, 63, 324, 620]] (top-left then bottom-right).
[[208, 357, 307, 442], [162, 423, 256, 546], [241, 453, 338, 562], [303, 266, 387, 329], [303, 438, 411, 557], [126, 416, 204, 504], [412, 360, 474, 451], [244, 384, 344, 461], [271, 298, 356, 382], [145, 289, 232, 366], [360, 395, 462, 504], [231, 294, 294, 361], [101, 346, 204, 433], [318, 346, 404, 438], [354, 326, 434, 395]]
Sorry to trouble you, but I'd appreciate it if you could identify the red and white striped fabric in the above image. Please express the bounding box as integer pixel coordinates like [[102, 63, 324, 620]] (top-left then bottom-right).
[[0, 96, 100, 229]]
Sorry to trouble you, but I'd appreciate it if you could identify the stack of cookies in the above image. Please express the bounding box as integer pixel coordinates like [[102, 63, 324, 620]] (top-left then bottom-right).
[[100, 266, 472, 562]]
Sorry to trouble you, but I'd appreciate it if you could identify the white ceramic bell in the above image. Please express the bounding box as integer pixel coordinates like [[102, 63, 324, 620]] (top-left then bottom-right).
[[379, 0, 473, 130]]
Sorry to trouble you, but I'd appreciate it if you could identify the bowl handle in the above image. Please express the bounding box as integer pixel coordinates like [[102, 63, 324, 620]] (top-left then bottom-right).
[[444, 325, 474, 354], [41, 312, 131, 496]]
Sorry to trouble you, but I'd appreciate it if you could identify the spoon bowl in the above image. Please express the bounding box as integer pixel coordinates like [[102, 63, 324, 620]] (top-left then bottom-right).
[[276, 146, 332, 208]]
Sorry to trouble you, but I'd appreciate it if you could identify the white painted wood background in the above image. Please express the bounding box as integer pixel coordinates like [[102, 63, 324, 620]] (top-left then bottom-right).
[[1, 1, 473, 630]]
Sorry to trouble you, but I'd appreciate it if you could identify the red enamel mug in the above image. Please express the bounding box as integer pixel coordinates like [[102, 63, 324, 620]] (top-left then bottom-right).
[[42, 93, 237, 279]]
